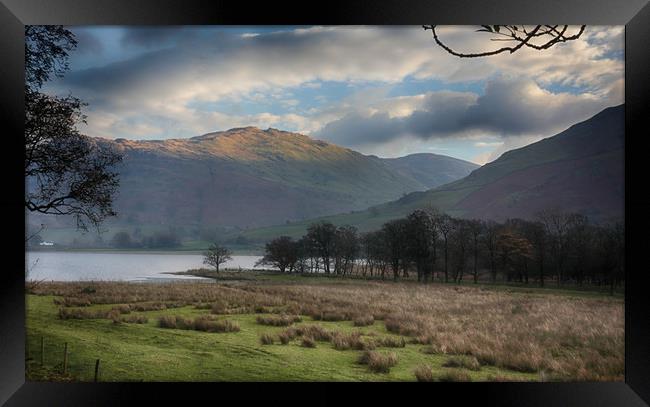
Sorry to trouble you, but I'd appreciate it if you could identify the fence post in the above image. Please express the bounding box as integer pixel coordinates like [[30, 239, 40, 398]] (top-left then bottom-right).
[[94, 359, 100, 382], [40, 337, 44, 366], [62, 342, 68, 374]]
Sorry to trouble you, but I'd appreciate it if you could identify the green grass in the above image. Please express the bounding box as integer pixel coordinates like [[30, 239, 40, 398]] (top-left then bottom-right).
[[26, 294, 537, 382]]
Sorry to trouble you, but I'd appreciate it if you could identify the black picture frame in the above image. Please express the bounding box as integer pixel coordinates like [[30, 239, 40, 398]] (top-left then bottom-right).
[[1, 1, 649, 405]]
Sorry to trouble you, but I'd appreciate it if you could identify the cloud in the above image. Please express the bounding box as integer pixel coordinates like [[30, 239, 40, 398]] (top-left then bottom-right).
[[314, 77, 618, 148], [119, 26, 199, 48], [474, 141, 503, 148], [70, 29, 104, 55], [46, 25, 623, 147]]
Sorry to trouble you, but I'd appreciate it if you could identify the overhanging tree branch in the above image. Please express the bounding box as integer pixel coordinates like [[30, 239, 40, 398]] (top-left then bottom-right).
[[422, 25, 586, 58]]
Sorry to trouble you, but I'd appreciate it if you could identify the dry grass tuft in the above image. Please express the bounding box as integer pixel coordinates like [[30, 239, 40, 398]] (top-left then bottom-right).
[[158, 315, 239, 333], [111, 304, 132, 314], [413, 365, 434, 382], [358, 351, 398, 373], [443, 356, 481, 371], [301, 336, 316, 348], [295, 325, 333, 342], [54, 297, 91, 307], [260, 333, 275, 345], [58, 307, 109, 320], [120, 314, 148, 324], [353, 315, 375, 327], [278, 330, 295, 345], [331, 332, 374, 351], [438, 368, 472, 382], [377, 336, 406, 348], [256, 314, 302, 326]]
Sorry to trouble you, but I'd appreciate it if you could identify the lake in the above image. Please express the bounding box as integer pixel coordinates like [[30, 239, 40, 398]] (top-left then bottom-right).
[[25, 251, 266, 282]]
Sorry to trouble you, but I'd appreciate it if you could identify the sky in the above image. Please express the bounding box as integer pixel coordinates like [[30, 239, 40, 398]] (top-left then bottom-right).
[[42, 25, 624, 164]]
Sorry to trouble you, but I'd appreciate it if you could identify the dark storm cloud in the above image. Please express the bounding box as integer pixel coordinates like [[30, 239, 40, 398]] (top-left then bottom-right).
[[120, 26, 200, 48], [316, 77, 613, 147], [317, 92, 476, 145], [71, 29, 104, 55]]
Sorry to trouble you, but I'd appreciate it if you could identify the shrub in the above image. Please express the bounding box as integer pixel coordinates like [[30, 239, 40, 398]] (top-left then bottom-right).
[[475, 352, 497, 367], [193, 316, 220, 332], [107, 309, 121, 323], [156, 315, 223, 331], [321, 311, 348, 321], [378, 336, 406, 348], [55, 297, 91, 307], [255, 305, 271, 313], [58, 308, 108, 320], [80, 286, 96, 294], [499, 355, 541, 373], [260, 333, 275, 345], [383, 315, 421, 336], [412, 336, 434, 345], [331, 332, 373, 351], [414, 365, 434, 382], [301, 336, 316, 348], [121, 315, 148, 324], [295, 325, 332, 341], [357, 350, 373, 365], [175, 316, 195, 330], [438, 369, 472, 382], [420, 346, 439, 355], [158, 315, 177, 329], [210, 302, 228, 314], [132, 302, 167, 312], [360, 351, 398, 373], [211, 319, 240, 333], [353, 315, 375, 327], [278, 332, 292, 345], [256, 314, 302, 327], [443, 356, 481, 371], [111, 304, 132, 314], [278, 327, 298, 345], [308, 308, 349, 322]]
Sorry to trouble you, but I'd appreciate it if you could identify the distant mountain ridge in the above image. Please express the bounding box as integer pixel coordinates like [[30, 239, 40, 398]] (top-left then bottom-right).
[[241, 104, 624, 242], [65, 127, 478, 230]]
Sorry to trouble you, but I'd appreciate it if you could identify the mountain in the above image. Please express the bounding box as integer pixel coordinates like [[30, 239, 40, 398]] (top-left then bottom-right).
[[383, 153, 480, 189], [64, 127, 476, 231], [243, 104, 624, 242]]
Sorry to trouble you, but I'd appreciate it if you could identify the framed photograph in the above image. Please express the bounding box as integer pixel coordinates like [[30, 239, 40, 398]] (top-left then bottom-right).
[[2, 0, 649, 405]]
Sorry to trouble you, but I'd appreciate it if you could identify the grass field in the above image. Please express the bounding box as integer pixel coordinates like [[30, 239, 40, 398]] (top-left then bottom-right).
[[25, 274, 624, 382]]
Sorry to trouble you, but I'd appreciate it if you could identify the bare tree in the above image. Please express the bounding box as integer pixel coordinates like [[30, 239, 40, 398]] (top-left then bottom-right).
[[383, 218, 409, 281], [451, 218, 471, 283], [483, 220, 500, 282], [203, 243, 233, 273], [306, 221, 337, 274], [436, 214, 454, 283], [422, 25, 586, 58], [404, 211, 435, 283], [537, 209, 576, 286], [467, 219, 483, 283]]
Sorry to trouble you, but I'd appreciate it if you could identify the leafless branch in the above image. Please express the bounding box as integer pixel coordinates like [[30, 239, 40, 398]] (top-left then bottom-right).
[[422, 25, 586, 58]]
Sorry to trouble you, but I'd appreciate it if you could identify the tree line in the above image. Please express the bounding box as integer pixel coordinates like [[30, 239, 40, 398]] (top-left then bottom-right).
[[257, 208, 624, 293]]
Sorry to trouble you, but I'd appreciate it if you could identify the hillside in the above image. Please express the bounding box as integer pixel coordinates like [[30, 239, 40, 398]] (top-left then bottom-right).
[[243, 104, 624, 242], [29, 127, 478, 241], [383, 153, 479, 189]]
